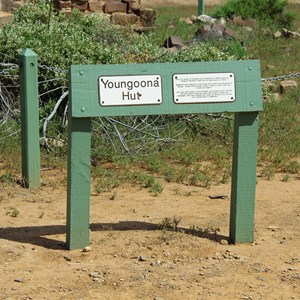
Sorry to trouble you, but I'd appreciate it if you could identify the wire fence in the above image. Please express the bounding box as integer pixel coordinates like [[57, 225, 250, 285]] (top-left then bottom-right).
[[1, 61, 299, 156], [0, 62, 186, 156]]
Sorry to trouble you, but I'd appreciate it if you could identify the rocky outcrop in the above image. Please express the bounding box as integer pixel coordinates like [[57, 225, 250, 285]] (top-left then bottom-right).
[[195, 14, 244, 42], [0, 11, 14, 27], [0, 0, 156, 31]]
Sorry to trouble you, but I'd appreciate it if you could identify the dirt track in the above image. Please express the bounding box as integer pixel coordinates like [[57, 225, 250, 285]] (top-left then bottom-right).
[[0, 168, 300, 299]]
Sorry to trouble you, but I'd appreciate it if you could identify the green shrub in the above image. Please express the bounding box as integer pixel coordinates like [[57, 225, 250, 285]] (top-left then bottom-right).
[[0, 1, 240, 116], [0, 2, 240, 90], [157, 42, 239, 63], [0, 1, 164, 106], [1, 2, 163, 67], [0, 1, 243, 162], [212, 0, 294, 28]]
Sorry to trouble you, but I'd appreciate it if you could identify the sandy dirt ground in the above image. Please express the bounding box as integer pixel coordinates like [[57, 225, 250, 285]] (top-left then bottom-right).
[[0, 167, 299, 299]]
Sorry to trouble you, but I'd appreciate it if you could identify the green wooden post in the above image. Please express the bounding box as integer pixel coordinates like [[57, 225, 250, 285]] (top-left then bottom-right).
[[66, 116, 92, 250], [198, 0, 204, 15], [230, 112, 259, 243], [19, 49, 40, 189]]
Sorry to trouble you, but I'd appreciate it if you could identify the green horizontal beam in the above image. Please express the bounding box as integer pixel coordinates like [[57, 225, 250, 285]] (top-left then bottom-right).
[[70, 60, 262, 118]]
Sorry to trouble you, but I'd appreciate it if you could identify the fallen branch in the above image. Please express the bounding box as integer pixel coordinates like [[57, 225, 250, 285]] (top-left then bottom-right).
[[41, 90, 68, 150]]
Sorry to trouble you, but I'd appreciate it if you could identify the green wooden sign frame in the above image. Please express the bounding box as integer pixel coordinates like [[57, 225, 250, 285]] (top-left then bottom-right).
[[67, 60, 262, 250]]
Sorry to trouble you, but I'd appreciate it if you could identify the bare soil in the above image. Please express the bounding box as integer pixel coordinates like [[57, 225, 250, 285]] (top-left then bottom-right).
[[0, 167, 300, 299]]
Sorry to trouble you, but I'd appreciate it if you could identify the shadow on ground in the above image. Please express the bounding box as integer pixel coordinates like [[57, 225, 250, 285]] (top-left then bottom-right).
[[0, 221, 228, 250]]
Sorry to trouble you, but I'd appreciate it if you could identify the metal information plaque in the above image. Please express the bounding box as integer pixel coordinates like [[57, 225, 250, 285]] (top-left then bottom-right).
[[173, 73, 235, 104], [99, 75, 162, 106]]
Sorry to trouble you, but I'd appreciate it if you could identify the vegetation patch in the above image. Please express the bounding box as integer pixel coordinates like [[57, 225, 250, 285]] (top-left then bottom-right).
[[212, 0, 295, 28], [0, 1, 300, 189]]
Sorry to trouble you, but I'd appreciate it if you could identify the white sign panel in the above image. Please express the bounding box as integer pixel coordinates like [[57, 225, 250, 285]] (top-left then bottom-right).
[[99, 75, 162, 106], [173, 73, 235, 104]]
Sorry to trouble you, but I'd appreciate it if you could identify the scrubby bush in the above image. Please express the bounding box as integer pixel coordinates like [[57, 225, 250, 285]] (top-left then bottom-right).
[[1, 2, 163, 67], [0, 1, 242, 157], [0, 2, 163, 107], [0, 1, 241, 106], [212, 0, 294, 28], [160, 42, 240, 62]]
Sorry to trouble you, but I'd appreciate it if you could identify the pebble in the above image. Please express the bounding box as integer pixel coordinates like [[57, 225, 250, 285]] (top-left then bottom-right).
[[179, 17, 194, 25], [14, 278, 22, 283], [267, 226, 280, 231], [89, 272, 99, 278], [220, 239, 228, 245], [197, 14, 216, 24], [280, 80, 297, 94], [274, 31, 282, 38], [82, 246, 91, 252], [209, 194, 228, 200], [64, 256, 71, 262], [138, 256, 147, 262]]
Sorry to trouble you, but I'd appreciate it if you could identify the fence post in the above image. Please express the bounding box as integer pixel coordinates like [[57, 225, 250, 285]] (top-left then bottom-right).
[[19, 49, 40, 189], [66, 116, 92, 250], [198, 0, 205, 15], [230, 112, 259, 243]]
